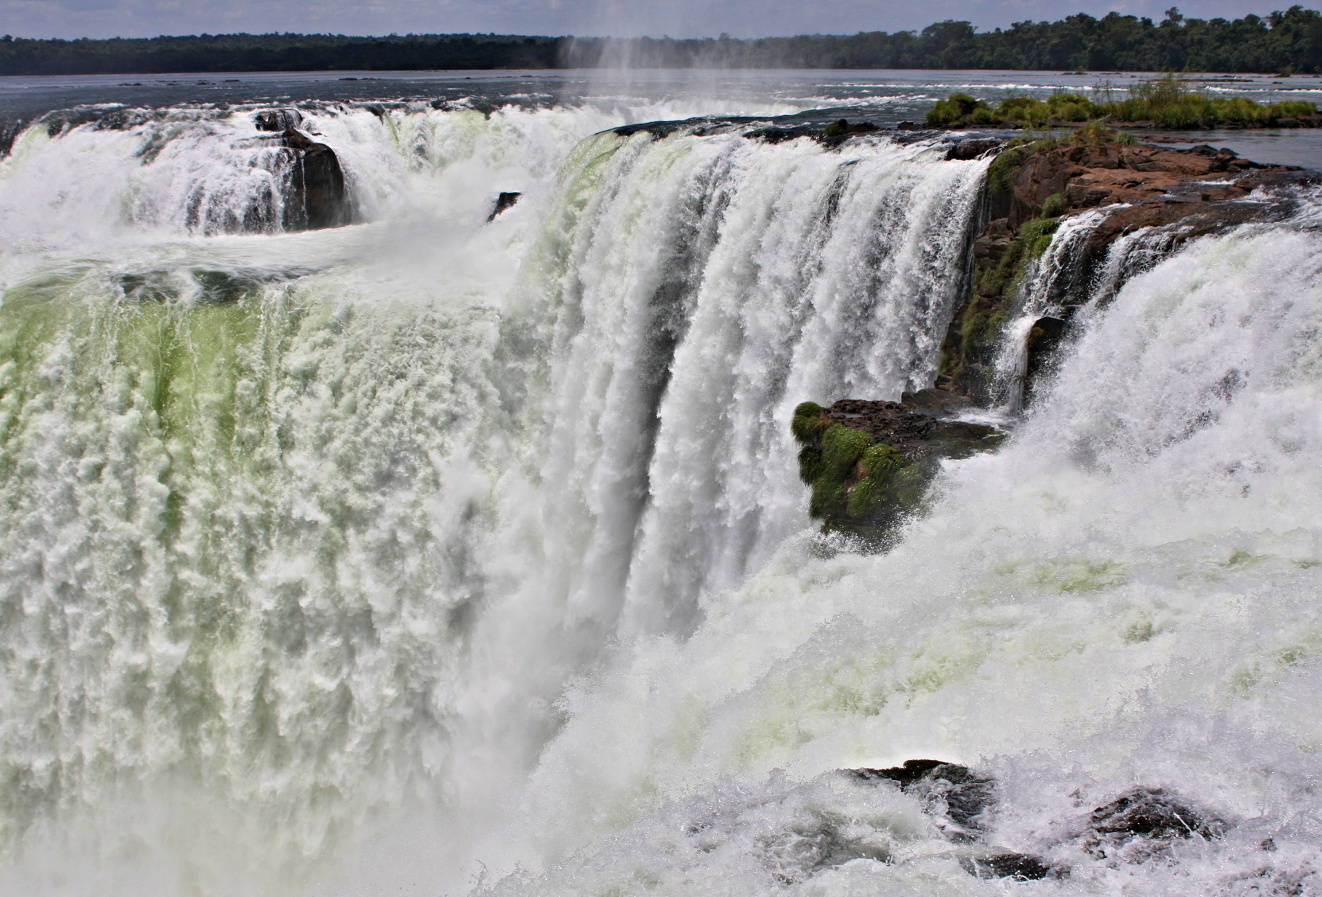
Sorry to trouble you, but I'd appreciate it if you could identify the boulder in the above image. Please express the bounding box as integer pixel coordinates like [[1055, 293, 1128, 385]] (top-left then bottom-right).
[[276, 128, 353, 231], [1082, 787, 1227, 862], [253, 108, 303, 132], [488, 191, 521, 222], [849, 760, 996, 841], [960, 852, 1057, 881]]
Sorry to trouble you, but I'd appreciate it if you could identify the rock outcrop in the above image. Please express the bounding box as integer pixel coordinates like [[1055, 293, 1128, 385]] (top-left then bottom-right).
[[792, 395, 1004, 540], [274, 127, 353, 231], [938, 136, 1314, 403], [845, 761, 1233, 882], [487, 191, 521, 221], [792, 134, 1313, 537], [253, 108, 304, 132]]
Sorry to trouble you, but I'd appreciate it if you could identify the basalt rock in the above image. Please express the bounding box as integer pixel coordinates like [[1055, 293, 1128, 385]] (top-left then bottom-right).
[[253, 108, 304, 132], [274, 127, 353, 231], [960, 852, 1058, 881], [848, 760, 1067, 881], [792, 397, 1003, 541], [1081, 787, 1228, 862], [849, 760, 996, 841], [488, 191, 521, 221], [938, 138, 1315, 405]]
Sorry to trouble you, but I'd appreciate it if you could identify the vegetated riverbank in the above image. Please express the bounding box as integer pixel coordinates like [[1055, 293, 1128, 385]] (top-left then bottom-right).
[[926, 74, 1322, 129], [5, 7, 1322, 74]]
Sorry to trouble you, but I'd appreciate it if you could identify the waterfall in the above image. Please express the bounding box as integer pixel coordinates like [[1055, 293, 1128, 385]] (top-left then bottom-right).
[[476, 215, 1322, 897], [4, 87, 1320, 897], [0, 104, 991, 895]]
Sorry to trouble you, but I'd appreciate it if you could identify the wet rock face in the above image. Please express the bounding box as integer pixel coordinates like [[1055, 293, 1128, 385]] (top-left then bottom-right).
[[1082, 787, 1228, 862], [849, 760, 996, 842], [253, 108, 303, 132], [791, 397, 1004, 541], [487, 191, 521, 222], [276, 127, 353, 231], [847, 761, 1062, 881], [961, 852, 1057, 881]]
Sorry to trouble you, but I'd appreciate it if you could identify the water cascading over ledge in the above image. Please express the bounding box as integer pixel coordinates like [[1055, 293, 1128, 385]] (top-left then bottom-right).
[[0, 107, 992, 894], [502, 127, 990, 639]]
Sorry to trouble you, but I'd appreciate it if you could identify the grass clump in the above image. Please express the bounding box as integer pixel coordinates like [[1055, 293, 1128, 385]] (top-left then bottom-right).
[[804, 423, 869, 518], [791, 401, 830, 444], [820, 423, 871, 477], [1019, 217, 1062, 257]]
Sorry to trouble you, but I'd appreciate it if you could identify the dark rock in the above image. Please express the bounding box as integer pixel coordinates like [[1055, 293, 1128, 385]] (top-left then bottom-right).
[[1082, 787, 1228, 862], [945, 137, 1003, 161], [488, 191, 522, 222], [849, 760, 996, 841], [276, 128, 353, 231], [0, 117, 28, 158], [960, 852, 1062, 881], [1024, 315, 1070, 405], [792, 400, 1004, 540], [253, 108, 303, 132]]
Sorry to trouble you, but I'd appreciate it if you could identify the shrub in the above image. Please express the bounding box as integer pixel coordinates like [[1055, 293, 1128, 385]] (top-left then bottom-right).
[[927, 92, 994, 126], [791, 401, 829, 444]]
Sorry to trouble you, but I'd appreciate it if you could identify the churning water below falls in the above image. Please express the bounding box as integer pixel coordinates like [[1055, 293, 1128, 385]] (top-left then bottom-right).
[[1, 74, 1322, 897]]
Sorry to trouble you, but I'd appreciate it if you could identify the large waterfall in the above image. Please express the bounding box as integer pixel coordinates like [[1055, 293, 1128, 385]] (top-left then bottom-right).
[[1, 78, 1320, 897]]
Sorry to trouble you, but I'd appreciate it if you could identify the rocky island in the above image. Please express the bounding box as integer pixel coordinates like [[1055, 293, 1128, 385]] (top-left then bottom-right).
[[794, 123, 1316, 540]]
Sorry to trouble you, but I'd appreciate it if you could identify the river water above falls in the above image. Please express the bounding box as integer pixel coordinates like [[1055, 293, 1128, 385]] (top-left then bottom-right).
[[1, 72, 1321, 897]]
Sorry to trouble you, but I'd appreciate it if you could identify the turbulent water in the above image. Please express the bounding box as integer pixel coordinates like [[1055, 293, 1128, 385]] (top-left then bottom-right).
[[0, 73, 1320, 897]]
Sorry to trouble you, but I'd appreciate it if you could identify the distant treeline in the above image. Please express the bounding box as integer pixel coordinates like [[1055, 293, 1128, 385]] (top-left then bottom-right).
[[4, 6, 1322, 75]]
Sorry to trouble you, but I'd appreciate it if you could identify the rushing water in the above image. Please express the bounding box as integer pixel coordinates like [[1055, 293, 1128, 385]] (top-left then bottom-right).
[[0, 71, 1320, 897]]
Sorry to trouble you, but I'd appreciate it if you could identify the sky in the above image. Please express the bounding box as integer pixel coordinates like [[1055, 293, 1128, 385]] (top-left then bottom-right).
[[0, 0, 1300, 40]]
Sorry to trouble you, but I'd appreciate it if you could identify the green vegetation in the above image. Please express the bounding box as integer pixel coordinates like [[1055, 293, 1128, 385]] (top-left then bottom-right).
[[791, 408, 927, 528], [927, 74, 1319, 129], [4, 7, 1322, 75]]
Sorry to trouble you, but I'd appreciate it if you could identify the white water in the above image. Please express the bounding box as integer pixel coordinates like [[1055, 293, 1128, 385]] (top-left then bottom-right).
[[0, 88, 1319, 897]]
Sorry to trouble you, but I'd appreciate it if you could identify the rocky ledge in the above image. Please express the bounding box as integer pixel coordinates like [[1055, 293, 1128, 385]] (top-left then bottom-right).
[[266, 127, 354, 231], [941, 136, 1314, 403], [795, 134, 1314, 537], [791, 393, 1004, 542]]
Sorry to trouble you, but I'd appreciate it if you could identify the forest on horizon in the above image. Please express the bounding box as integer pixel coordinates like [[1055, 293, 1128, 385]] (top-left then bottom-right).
[[2, 6, 1322, 75]]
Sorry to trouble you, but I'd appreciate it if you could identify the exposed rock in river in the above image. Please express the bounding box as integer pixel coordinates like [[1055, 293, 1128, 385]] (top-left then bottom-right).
[[938, 136, 1315, 404], [273, 127, 353, 231], [793, 135, 1313, 536], [487, 191, 521, 221], [792, 395, 1004, 539]]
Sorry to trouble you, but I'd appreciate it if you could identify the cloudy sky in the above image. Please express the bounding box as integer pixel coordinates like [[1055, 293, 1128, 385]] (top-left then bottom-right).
[[0, 0, 1295, 40]]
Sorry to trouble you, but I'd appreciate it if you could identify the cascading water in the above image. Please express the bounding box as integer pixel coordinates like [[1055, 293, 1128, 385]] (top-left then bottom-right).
[[0, 93, 995, 895], [476, 218, 1322, 897]]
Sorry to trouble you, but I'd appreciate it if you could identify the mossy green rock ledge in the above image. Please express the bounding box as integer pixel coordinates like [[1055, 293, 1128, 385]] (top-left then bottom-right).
[[792, 394, 1005, 541]]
